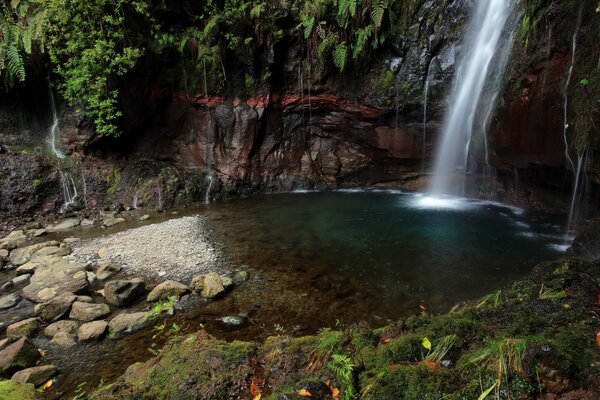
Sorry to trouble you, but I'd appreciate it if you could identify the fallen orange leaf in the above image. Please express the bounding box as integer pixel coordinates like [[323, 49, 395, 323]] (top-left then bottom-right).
[[298, 389, 312, 397], [596, 332, 600, 347], [382, 338, 392, 344], [250, 377, 262, 397], [42, 380, 53, 390], [310, 351, 317, 365], [422, 360, 439, 369], [331, 387, 340, 399]]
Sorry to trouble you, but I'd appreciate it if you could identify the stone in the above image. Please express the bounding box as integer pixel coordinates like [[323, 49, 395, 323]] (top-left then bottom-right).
[[87, 271, 97, 284], [31, 229, 46, 237], [22, 259, 89, 302], [139, 215, 151, 221], [0, 338, 11, 351], [11, 365, 58, 386], [80, 219, 94, 227], [6, 317, 39, 338], [217, 315, 246, 326], [15, 261, 42, 275], [34, 292, 77, 321], [147, 280, 190, 302], [108, 312, 155, 335], [63, 237, 80, 244], [232, 270, 249, 284], [76, 295, 93, 303], [46, 218, 80, 232], [69, 301, 111, 322], [96, 262, 122, 280], [50, 332, 77, 347], [78, 320, 108, 341], [43, 320, 79, 338], [103, 217, 126, 228], [221, 275, 233, 289], [0, 338, 40, 373], [12, 274, 30, 285], [191, 272, 230, 299], [98, 247, 109, 258], [0, 230, 27, 249], [0, 293, 21, 310], [30, 244, 71, 260], [9, 241, 60, 266], [0, 249, 8, 258], [104, 279, 145, 307], [0, 380, 39, 400]]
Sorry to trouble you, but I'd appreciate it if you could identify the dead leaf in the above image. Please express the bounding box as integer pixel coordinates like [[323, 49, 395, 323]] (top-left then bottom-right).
[[422, 360, 439, 369], [310, 351, 317, 365], [250, 377, 262, 397], [331, 387, 340, 399], [42, 380, 53, 390], [298, 389, 312, 397], [596, 331, 600, 347], [382, 338, 392, 344]]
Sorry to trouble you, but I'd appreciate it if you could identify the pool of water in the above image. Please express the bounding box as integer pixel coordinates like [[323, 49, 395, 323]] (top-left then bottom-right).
[[208, 190, 566, 317]]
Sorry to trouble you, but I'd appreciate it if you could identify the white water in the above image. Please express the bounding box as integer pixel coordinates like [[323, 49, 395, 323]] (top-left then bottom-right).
[[429, 0, 512, 196], [566, 151, 588, 235], [562, 6, 583, 172], [205, 120, 214, 204], [422, 61, 435, 169]]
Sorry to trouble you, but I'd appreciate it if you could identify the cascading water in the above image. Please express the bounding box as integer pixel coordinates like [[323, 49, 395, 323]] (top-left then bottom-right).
[[422, 61, 435, 170], [205, 120, 214, 204], [428, 0, 513, 197], [567, 152, 587, 234]]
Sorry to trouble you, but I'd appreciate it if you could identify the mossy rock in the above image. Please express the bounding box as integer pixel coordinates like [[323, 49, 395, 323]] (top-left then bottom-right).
[[0, 380, 39, 400]]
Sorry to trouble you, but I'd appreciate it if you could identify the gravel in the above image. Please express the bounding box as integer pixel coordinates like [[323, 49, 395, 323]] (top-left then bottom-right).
[[71, 216, 221, 281]]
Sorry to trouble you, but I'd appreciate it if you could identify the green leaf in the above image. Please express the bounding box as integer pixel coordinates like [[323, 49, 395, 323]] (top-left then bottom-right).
[[422, 337, 432, 351], [477, 381, 498, 400]]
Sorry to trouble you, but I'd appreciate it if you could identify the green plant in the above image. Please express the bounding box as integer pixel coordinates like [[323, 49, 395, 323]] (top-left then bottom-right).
[[328, 353, 356, 399], [538, 284, 566, 300], [424, 335, 457, 364], [73, 381, 87, 399], [476, 290, 502, 309]]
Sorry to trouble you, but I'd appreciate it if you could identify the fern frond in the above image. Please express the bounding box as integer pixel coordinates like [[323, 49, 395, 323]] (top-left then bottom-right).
[[21, 25, 31, 54], [371, 0, 387, 29], [303, 16, 315, 39], [333, 41, 347, 72], [6, 44, 25, 82]]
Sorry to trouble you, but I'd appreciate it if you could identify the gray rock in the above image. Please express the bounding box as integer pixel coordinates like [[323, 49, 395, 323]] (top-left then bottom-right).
[[11, 365, 58, 386], [0, 293, 21, 310], [69, 301, 111, 322], [0, 337, 40, 373], [108, 312, 155, 335], [191, 272, 230, 299], [15, 261, 42, 275], [147, 280, 189, 302], [77, 320, 108, 341], [217, 315, 246, 326], [12, 274, 30, 286], [34, 293, 77, 321], [9, 241, 60, 266], [96, 262, 122, 281], [46, 218, 80, 232], [103, 217, 126, 228], [22, 259, 89, 303], [30, 243, 71, 260], [104, 279, 145, 307], [43, 320, 79, 338], [6, 317, 39, 338], [232, 270, 249, 284], [31, 229, 47, 237], [76, 295, 93, 303], [50, 332, 77, 347], [139, 215, 150, 221]]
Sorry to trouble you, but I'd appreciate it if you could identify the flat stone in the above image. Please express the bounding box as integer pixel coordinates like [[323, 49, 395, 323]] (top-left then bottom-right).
[[6, 317, 39, 338], [103, 217, 126, 228], [104, 279, 145, 307], [9, 241, 60, 266], [50, 332, 77, 347], [147, 280, 190, 302], [69, 301, 111, 322], [46, 218, 80, 232], [31, 229, 47, 237], [12, 274, 30, 286], [43, 320, 79, 338], [0, 293, 21, 310], [96, 262, 122, 281], [78, 320, 108, 341], [76, 295, 93, 303], [22, 259, 89, 303], [108, 312, 155, 335], [0, 337, 40, 373], [63, 237, 80, 244], [34, 293, 77, 321], [30, 244, 71, 260], [11, 365, 58, 386], [98, 247, 109, 258], [15, 261, 42, 275], [80, 219, 95, 227], [139, 215, 150, 221]]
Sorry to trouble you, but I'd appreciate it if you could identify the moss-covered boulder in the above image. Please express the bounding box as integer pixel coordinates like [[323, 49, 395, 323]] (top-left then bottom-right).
[[0, 380, 39, 400]]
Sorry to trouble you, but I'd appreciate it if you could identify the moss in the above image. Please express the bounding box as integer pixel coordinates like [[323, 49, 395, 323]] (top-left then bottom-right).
[[31, 179, 42, 186], [0, 380, 39, 400], [106, 167, 122, 196]]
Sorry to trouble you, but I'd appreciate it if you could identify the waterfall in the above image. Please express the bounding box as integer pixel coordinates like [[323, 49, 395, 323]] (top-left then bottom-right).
[[205, 120, 214, 204], [422, 61, 435, 170], [428, 0, 513, 196], [567, 152, 586, 234], [562, 6, 584, 172]]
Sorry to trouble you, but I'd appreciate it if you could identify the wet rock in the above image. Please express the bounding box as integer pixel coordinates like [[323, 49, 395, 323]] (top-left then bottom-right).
[[12, 274, 30, 286], [43, 320, 79, 338], [0, 380, 39, 399], [76, 295, 93, 303], [0, 230, 27, 250], [63, 237, 80, 244], [0, 337, 40, 373], [6, 317, 39, 338], [140, 215, 150, 221], [78, 320, 108, 341], [0, 293, 21, 310], [69, 301, 111, 322], [46, 218, 80, 232], [191, 272, 230, 299], [51, 331, 77, 347], [11, 365, 58, 386], [30, 243, 71, 260], [15, 261, 42, 275], [104, 279, 145, 307], [232, 270, 249, 284], [568, 218, 600, 261], [96, 262, 122, 281], [80, 219, 94, 227], [147, 280, 190, 302], [216, 315, 246, 326], [33, 292, 77, 321], [31, 229, 46, 237], [22, 259, 89, 302], [108, 312, 155, 335], [9, 241, 60, 266], [103, 217, 126, 228]]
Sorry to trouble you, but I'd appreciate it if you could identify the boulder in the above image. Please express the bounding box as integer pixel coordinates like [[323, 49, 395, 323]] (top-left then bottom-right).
[[0, 230, 27, 250], [0, 293, 21, 310], [6, 317, 39, 339], [80, 219, 94, 227], [46, 218, 80, 232], [103, 217, 126, 228], [0, 379, 39, 399], [108, 312, 155, 335], [30, 243, 71, 260], [96, 262, 122, 281], [147, 280, 190, 302], [191, 272, 231, 299], [78, 320, 108, 341], [22, 259, 89, 303], [11, 365, 58, 386], [50, 332, 77, 347], [9, 241, 60, 266], [0, 338, 40, 373], [104, 279, 145, 307], [43, 320, 79, 338], [33, 293, 77, 321], [69, 301, 111, 322], [12, 274, 30, 286]]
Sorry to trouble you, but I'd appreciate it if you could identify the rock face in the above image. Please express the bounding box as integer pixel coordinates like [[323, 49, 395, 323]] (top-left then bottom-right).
[[0, 338, 40, 373], [104, 279, 145, 307], [11, 365, 58, 386], [6, 318, 39, 339], [22, 258, 89, 302], [147, 280, 189, 302], [77, 320, 108, 341], [69, 301, 111, 322]]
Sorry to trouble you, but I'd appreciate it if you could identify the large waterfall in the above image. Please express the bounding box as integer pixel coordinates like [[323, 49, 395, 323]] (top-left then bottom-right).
[[428, 0, 513, 196]]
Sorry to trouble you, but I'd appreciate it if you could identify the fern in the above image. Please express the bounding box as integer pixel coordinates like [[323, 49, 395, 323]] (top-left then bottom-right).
[[352, 25, 372, 58], [302, 16, 315, 39], [317, 31, 336, 59], [328, 354, 356, 399], [371, 0, 387, 29], [333, 41, 347, 72]]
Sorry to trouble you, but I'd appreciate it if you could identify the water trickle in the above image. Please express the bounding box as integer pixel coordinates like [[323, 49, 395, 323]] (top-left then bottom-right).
[[429, 0, 512, 196], [562, 6, 584, 172], [205, 120, 214, 204], [422, 61, 435, 169], [566, 151, 588, 235]]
